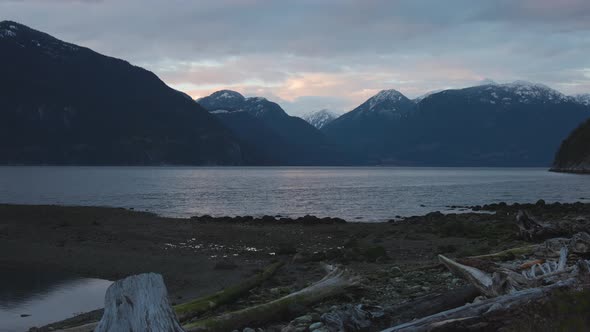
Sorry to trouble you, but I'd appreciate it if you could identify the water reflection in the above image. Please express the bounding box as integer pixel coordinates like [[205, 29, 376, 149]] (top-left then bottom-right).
[[0, 266, 111, 332], [0, 166, 589, 221]]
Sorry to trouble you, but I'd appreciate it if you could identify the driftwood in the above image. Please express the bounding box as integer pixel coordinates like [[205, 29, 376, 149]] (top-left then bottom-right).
[[382, 233, 590, 331], [183, 265, 361, 332], [515, 210, 563, 241], [439, 234, 590, 298], [95, 273, 184, 332], [380, 278, 579, 332], [174, 261, 284, 322], [385, 285, 480, 326], [468, 244, 539, 261]]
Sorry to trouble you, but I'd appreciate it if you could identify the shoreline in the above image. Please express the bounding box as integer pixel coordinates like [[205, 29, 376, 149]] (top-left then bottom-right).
[[2, 202, 589, 331], [549, 167, 590, 174]]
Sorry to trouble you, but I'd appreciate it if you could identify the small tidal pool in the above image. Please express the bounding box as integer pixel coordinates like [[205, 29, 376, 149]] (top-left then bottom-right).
[[0, 265, 111, 332]]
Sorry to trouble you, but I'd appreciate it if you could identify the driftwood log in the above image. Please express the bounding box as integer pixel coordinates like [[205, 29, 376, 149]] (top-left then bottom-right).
[[94, 273, 185, 332], [515, 210, 565, 241], [440, 234, 590, 297], [175, 261, 284, 322], [380, 278, 580, 332], [381, 233, 590, 331], [183, 265, 361, 332]]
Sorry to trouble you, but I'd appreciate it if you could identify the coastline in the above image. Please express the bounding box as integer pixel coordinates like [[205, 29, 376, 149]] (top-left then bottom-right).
[[2, 202, 589, 331], [549, 167, 590, 174]]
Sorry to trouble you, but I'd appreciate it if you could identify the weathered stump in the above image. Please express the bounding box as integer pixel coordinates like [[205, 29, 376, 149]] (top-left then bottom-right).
[[94, 273, 184, 332]]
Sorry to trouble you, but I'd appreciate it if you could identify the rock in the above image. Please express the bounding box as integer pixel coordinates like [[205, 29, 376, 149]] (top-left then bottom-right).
[[472, 295, 487, 303], [311, 328, 330, 332], [243, 328, 255, 332], [261, 215, 276, 223], [293, 314, 314, 325], [310, 312, 321, 322], [309, 322, 324, 330], [570, 232, 590, 254], [20, 314, 31, 317], [95, 273, 184, 332]]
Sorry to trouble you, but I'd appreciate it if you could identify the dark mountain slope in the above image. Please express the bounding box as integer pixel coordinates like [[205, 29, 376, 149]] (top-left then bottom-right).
[[399, 83, 590, 166], [0, 21, 247, 165], [323, 82, 590, 166], [552, 119, 590, 173], [322, 89, 416, 163], [198, 90, 345, 165]]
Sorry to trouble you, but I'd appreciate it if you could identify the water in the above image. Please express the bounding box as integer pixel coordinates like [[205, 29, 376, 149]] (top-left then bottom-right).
[[0, 265, 111, 332], [0, 166, 589, 221]]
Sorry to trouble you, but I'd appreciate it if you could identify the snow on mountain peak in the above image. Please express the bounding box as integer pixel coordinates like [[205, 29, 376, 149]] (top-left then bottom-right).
[[246, 96, 268, 103], [573, 94, 590, 106], [0, 22, 18, 38], [303, 109, 340, 129], [210, 90, 245, 101], [474, 80, 568, 104], [373, 89, 404, 101], [501, 81, 566, 103], [366, 89, 408, 109]]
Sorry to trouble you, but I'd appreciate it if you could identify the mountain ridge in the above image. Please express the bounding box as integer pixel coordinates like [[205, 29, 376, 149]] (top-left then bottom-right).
[[0, 21, 250, 165], [323, 82, 590, 166], [198, 90, 345, 165]]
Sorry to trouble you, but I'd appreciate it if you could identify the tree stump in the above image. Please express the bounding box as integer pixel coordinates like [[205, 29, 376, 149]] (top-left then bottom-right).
[[95, 273, 185, 332]]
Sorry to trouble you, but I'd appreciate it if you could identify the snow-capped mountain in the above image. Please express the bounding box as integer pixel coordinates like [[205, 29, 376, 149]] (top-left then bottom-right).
[[415, 81, 577, 105], [323, 81, 590, 166], [353, 89, 416, 117], [197, 90, 343, 165], [0, 20, 82, 58], [471, 81, 571, 105], [303, 109, 340, 129], [413, 89, 443, 103], [572, 94, 590, 107], [322, 89, 416, 163], [198, 90, 290, 120]]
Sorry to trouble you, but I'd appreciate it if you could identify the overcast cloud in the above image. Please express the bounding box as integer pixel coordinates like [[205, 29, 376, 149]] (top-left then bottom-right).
[[2, 0, 589, 115]]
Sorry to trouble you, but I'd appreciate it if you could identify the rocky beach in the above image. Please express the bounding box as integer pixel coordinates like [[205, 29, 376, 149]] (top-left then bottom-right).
[[1, 202, 590, 331]]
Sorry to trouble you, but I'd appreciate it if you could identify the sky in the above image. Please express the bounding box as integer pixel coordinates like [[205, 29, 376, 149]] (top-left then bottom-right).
[[2, 0, 590, 116]]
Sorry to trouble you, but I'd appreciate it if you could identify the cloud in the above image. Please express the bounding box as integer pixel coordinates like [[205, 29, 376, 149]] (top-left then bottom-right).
[[1, 0, 589, 115]]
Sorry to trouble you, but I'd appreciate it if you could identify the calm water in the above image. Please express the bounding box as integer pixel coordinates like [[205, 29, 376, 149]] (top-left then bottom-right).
[[0, 166, 589, 221], [0, 265, 111, 332]]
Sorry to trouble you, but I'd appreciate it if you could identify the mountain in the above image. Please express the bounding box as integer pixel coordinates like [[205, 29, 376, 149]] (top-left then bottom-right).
[[0, 21, 249, 165], [322, 89, 416, 163], [413, 90, 443, 103], [197, 90, 344, 165], [323, 82, 590, 166], [302, 109, 340, 129], [552, 118, 590, 173], [573, 94, 590, 107]]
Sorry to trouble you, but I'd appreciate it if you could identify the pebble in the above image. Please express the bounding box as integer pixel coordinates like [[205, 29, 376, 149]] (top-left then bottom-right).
[[309, 322, 323, 330], [293, 314, 313, 325]]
